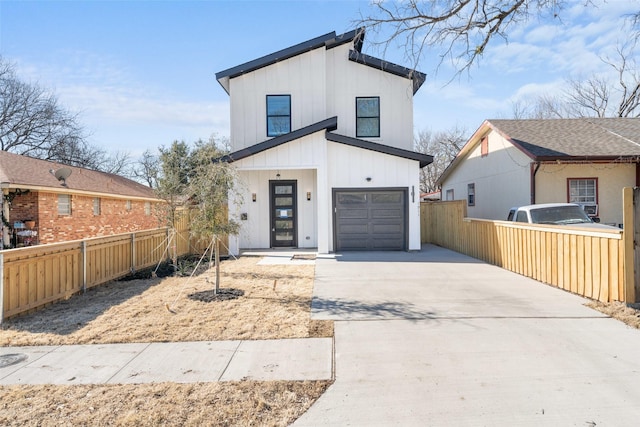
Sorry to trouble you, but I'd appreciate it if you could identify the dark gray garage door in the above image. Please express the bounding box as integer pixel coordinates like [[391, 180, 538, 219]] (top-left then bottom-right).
[[334, 189, 406, 251]]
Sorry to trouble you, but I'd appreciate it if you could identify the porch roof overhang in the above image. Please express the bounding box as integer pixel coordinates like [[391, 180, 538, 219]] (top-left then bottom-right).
[[216, 117, 338, 163], [216, 117, 434, 169], [325, 132, 433, 168]]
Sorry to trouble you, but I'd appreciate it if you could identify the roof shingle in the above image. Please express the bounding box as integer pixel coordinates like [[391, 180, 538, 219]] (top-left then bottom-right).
[[489, 118, 640, 159], [0, 151, 156, 200]]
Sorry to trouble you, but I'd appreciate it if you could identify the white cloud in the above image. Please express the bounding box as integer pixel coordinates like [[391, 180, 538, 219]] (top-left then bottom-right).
[[11, 51, 230, 153]]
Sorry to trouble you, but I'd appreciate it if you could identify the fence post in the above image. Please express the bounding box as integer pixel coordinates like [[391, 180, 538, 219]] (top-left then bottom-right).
[[623, 187, 635, 303], [0, 252, 4, 325], [131, 233, 136, 273], [81, 241, 87, 293]]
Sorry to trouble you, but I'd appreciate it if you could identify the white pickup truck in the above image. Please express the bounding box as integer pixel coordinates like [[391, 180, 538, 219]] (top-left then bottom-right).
[[507, 203, 618, 229]]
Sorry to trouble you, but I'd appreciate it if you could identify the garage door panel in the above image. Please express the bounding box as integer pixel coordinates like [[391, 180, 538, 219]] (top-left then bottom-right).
[[371, 224, 403, 233], [334, 189, 406, 251], [337, 193, 367, 204], [371, 208, 403, 219], [338, 209, 369, 219], [371, 193, 403, 204], [338, 224, 369, 234]]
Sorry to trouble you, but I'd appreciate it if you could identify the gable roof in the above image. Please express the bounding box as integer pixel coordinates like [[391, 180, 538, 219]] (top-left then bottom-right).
[[487, 118, 640, 159], [215, 28, 425, 94], [0, 151, 157, 200], [217, 116, 433, 168]]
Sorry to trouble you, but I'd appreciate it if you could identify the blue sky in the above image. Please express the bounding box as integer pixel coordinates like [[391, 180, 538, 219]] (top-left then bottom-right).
[[1, 0, 639, 159]]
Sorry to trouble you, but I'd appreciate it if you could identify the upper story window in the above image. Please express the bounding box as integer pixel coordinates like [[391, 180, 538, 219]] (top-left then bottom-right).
[[145, 202, 151, 216], [356, 97, 380, 138], [126, 200, 132, 211], [481, 136, 489, 157], [93, 197, 101, 215], [266, 95, 291, 137], [58, 194, 71, 216]]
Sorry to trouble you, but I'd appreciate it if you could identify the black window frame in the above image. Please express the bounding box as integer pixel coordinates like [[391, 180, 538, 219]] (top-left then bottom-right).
[[356, 96, 380, 138], [266, 95, 291, 137]]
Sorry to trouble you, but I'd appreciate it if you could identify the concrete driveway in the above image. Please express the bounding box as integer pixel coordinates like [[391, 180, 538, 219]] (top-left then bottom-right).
[[294, 244, 640, 426]]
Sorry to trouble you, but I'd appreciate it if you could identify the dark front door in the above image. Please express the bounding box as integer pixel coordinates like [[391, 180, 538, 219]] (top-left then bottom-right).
[[270, 180, 297, 247]]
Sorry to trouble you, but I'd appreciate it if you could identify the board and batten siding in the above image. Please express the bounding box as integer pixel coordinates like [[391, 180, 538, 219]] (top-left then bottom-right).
[[228, 48, 327, 151], [326, 43, 414, 151], [535, 163, 635, 227], [233, 168, 317, 251], [326, 142, 422, 252], [440, 130, 531, 220], [230, 132, 325, 253]]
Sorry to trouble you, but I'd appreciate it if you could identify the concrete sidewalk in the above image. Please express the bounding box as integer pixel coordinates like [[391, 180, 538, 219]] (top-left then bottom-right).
[[294, 244, 640, 426], [0, 338, 332, 385]]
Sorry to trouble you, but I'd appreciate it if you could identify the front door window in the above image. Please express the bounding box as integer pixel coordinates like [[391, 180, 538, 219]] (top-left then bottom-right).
[[270, 180, 297, 247]]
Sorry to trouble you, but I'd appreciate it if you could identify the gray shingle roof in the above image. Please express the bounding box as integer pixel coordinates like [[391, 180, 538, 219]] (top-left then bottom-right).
[[489, 118, 640, 159], [0, 151, 157, 200]]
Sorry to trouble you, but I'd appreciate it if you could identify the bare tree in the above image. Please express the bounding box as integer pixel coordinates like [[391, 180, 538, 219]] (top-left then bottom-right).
[[0, 56, 88, 160], [359, 0, 563, 73], [133, 149, 159, 188], [415, 126, 467, 193], [511, 40, 640, 119]]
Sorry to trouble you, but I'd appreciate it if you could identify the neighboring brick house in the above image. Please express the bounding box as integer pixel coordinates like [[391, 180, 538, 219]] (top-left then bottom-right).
[[1, 151, 162, 248]]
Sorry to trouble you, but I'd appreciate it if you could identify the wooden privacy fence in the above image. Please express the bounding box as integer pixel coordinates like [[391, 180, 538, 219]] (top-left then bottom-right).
[[1, 217, 228, 322], [420, 188, 636, 303]]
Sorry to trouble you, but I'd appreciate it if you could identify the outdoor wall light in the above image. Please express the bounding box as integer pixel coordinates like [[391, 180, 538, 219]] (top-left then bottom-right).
[[306, 191, 311, 201], [366, 177, 372, 182], [252, 193, 257, 202]]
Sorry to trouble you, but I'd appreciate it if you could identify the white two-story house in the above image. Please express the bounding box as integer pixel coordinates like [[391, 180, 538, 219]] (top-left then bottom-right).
[[215, 28, 432, 254]]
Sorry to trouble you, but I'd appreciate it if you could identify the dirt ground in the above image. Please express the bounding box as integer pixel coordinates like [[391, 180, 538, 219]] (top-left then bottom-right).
[[0, 256, 333, 426], [586, 300, 640, 329], [0, 256, 333, 345]]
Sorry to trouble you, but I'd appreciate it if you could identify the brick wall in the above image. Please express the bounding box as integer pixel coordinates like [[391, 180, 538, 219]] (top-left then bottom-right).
[[8, 191, 38, 226], [11, 191, 163, 244]]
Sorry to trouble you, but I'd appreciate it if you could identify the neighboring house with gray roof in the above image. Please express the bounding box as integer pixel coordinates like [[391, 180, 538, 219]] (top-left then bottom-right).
[[0, 151, 161, 248], [216, 28, 432, 253], [437, 118, 640, 227]]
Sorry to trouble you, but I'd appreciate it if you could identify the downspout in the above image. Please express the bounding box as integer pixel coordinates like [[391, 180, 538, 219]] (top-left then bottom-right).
[[636, 161, 640, 187], [530, 162, 541, 205]]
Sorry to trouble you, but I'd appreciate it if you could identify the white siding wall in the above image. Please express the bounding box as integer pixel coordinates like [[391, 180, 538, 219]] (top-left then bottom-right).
[[440, 131, 532, 220], [326, 142, 421, 251], [229, 132, 325, 253], [536, 163, 634, 226], [326, 44, 414, 150], [229, 48, 327, 150], [232, 169, 317, 251]]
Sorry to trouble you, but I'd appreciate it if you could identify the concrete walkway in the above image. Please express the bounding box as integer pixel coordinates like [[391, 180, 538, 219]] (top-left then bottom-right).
[[0, 338, 332, 385], [294, 244, 640, 426]]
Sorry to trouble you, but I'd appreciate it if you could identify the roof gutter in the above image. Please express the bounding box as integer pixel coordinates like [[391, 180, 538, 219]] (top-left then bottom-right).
[[0, 183, 161, 202]]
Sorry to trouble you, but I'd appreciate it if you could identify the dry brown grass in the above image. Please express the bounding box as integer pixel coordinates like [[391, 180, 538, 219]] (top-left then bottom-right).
[[0, 381, 331, 427], [586, 301, 640, 329], [0, 257, 333, 346], [0, 256, 334, 426]]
